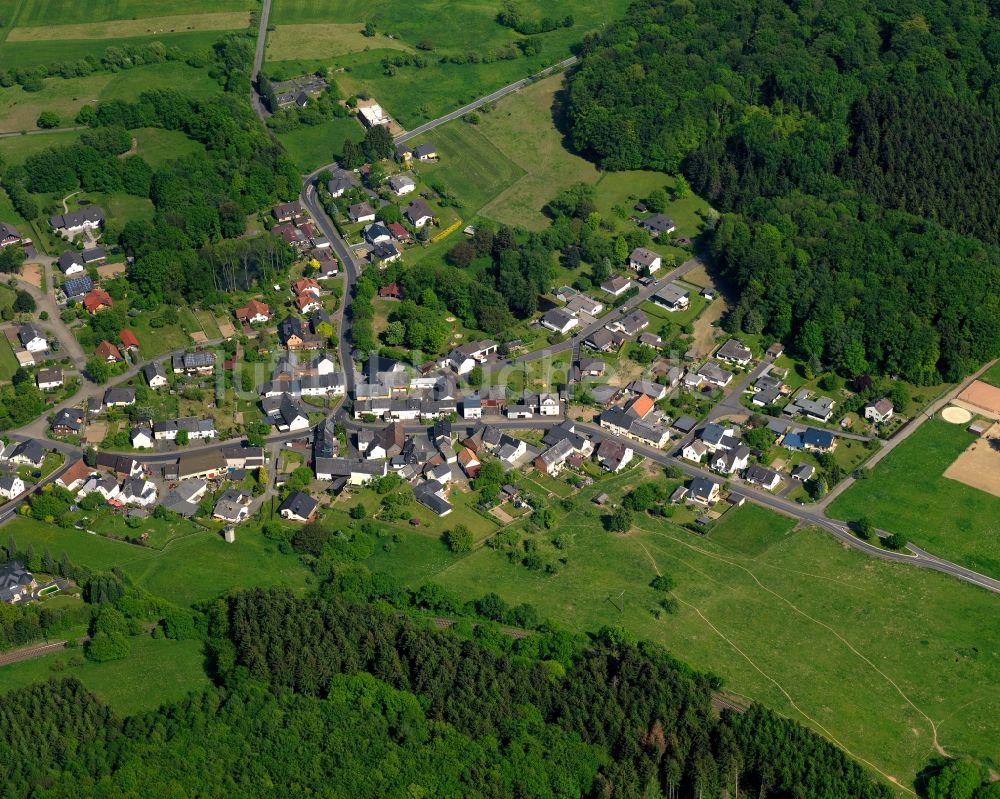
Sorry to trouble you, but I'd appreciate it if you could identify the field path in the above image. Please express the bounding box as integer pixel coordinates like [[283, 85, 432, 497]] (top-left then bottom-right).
[[629, 532, 918, 794]]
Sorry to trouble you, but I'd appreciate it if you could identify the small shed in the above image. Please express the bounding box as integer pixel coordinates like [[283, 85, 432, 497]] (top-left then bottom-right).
[[969, 420, 990, 437]]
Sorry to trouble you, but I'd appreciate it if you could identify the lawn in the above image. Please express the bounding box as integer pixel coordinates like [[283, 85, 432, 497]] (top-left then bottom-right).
[[265, 22, 413, 62], [2, 517, 312, 607], [829, 419, 1000, 579], [276, 116, 364, 174], [363, 488, 1000, 790], [0, 331, 18, 380], [0, 62, 223, 132], [978, 360, 1000, 388], [0, 635, 210, 716]]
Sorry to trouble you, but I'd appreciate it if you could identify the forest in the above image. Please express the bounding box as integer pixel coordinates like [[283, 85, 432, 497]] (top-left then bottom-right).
[[0, 588, 897, 799], [566, 0, 1000, 382]]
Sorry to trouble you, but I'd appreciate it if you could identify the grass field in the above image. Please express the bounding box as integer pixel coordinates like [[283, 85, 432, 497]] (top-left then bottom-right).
[[0, 62, 223, 132], [277, 117, 365, 173], [0, 330, 18, 380], [829, 419, 1000, 579], [131, 127, 205, 168], [2, 517, 313, 607], [13, 0, 254, 26], [413, 122, 525, 218], [0, 29, 230, 69], [0, 636, 210, 716], [364, 473, 1000, 789], [7, 11, 249, 41], [266, 22, 413, 62]]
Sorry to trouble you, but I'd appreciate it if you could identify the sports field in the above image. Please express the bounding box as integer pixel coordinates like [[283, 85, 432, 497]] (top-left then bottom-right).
[[830, 419, 1000, 579], [364, 472, 1000, 790]]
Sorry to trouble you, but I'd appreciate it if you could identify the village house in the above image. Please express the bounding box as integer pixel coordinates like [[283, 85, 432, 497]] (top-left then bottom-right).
[[784, 390, 836, 422], [651, 283, 690, 312], [152, 416, 217, 441], [314, 457, 387, 485], [35, 367, 63, 391], [272, 200, 303, 222], [540, 308, 578, 335], [17, 324, 47, 353], [51, 407, 84, 436], [49, 206, 104, 236], [119, 330, 139, 352], [0, 474, 26, 500], [57, 458, 92, 492], [744, 464, 783, 491], [348, 202, 376, 223], [600, 275, 633, 297], [389, 175, 416, 196], [404, 199, 434, 228], [7, 440, 46, 468], [628, 247, 662, 273], [716, 338, 753, 366], [0, 223, 25, 248], [639, 213, 676, 238], [864, 398, 894, 424], [57, 251, 87, 276], [130, 427, 153, 449], [94, 340, 123, 363], [597, 438, 633, 472], [103, 387, 135, 408], [172, 351, 215, 375], [0, 561, 36, 604], [607, 310, 649, 337], [687, 476, 721, 505], [83, 288, 113, 315], [143, 361, 168, 389], [711, 444, 751, 475], [412, 143, 437, 161], [682, 439, 708, 463], [235, 299, 272, 325]]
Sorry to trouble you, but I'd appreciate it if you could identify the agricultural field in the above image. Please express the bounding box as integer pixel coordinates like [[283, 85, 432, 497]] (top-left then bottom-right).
[[2, 516, 312, 607], [0, 635, 210, 716], [0, 0, 253, 66], [364, 473, 1000, 790], [266, 0, 630, 126], [829, 419, 1000, 580]]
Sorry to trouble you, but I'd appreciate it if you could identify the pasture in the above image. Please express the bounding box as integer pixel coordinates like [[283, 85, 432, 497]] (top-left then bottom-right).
[[829, 419, 1000, 579], [266, 22, 413, 62], [0, 636, 210, 716], [0, 30, 229, 69], [364, 472, 1000, 790]]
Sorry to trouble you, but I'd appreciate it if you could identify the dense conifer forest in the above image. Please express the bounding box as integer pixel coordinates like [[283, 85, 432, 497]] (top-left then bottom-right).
[[0, 589, 893, 799], [567, 0, 1000, 382]]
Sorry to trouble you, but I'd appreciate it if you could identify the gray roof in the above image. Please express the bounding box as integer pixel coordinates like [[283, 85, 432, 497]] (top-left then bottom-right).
[[278, 491, 317, 519], [49, 206, 104, 229], [62, 276, 93, 297]]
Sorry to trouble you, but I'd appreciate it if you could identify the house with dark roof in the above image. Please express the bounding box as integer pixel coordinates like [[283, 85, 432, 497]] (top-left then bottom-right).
[[607, 310, 649, 337], [864, 398, 894, 424], [103, 387, 135, 407], [62, 275, 93, 301], [0, 223, 24, 248], [0, 561, 36, 604], [414, 480, 452, 516], [7, 440, 46, 468], [716, 338, 753, 366], [628, 247, 662, 273], [404, 199, 434, 228], [51, 407, 84, 436], [272, 200, 302, 222], [143, 360, 168, 389], [651, 283, 690, 312], [600, 275, 633, 297], [57, 251, 87, 276], [49, 206, 104, 235], [802, 427, 835, 452], [278, 490, 318, 522], [17, 324, 47, 353], [540, 308, 578, 335], [639, 213, 675, 237], [412, 142, 437, 161]]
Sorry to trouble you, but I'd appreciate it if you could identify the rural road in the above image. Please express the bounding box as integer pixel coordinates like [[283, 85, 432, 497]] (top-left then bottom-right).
[[249, 0, 273, 120], [394, 56, 578, 144], [0, 126, 86, 139]]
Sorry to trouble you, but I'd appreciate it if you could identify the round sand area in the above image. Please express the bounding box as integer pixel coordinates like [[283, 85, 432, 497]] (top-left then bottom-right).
[[942, 405, 973, 424]]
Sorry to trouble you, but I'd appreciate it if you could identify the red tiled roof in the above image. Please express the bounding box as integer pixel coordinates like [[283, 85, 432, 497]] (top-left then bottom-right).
[[95, 340, 121, 360], [83, 288, 112, 313], [119, 329, 139, 349]]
